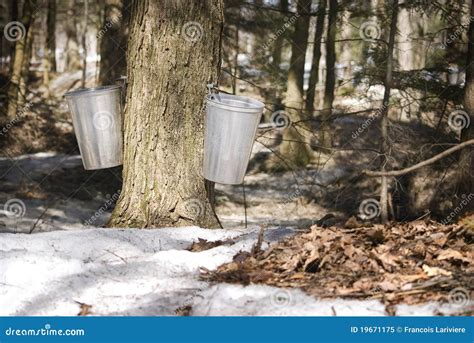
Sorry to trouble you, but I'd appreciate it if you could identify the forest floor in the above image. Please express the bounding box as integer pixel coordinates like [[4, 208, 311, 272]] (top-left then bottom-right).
[[0, 152, 472, 316], [0, 70, 472, 315], [0, 224, 471, 316]]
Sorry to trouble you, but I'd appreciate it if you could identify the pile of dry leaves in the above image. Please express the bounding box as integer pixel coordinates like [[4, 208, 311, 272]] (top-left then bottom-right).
[[203, 218, 473, 311]]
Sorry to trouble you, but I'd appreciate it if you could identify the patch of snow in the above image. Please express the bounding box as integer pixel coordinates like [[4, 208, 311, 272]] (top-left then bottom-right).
[[0, 226, 467, 316], [191, 284, 470, 316], [0, 226, 293, 315], [191, 284, 387, 316]]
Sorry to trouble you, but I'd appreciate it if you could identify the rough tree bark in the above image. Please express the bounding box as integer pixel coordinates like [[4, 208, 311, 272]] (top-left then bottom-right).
[[456, 0, 474, 207], [109, 0, 223, 228], [8, 0, 18, 72], [320, 0, 337, 149], [271, 0, 288, 69], [65, 0, 82, 71], [6, 0, 35, 119], [278, 0, 312, 169], [47, 0, 56, 72], [81, 0, 88, 87], [336, 1, 352, 83], [98, 0, 130, 85], [306, 0, 326, 114], [231, 9, 239, 95], [379, 0, 398, 223]]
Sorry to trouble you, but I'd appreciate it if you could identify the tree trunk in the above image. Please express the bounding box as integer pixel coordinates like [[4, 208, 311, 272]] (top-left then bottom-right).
[[109, 0, 223, 228], [6, 0, 35, 119], [320, 0, 337, 149], [379, 0, 398, 223], [65, 0, 81, 71], [8, 0, 18, 72], [81, 0, 88, 87], [18, 23, 34, 109], [271, 0, 288, 69], [98, 0, 130, 85], [338, 7, 352, 81], [456, 0, 474, 207], [278, 0, 312, 169], [231, 10, 239, 95], [47, 0, 56, 72], [306, 0, 326, 114]]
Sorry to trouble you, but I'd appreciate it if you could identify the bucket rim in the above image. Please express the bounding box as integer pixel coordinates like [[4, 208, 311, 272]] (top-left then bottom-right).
[[64, 85, 121, 98], [206, 94, 264, 113]]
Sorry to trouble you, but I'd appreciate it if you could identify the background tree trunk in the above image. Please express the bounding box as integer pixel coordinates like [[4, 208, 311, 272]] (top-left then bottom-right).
[[456, 0, 474, 207], [47, 0, 57, 72], [271, 0, 288, 69], [320, 0, 337, 149], [109, 0, 223, 228], [379, 0, 398, 223], [6, 0, 35, 119], [98, 0, 130, 85], [278, 0, 312, 169], [81, 0, 88, 87], [306, 0, 326, 114], [65, 0, 81, 71], [8, 0, 18, 73]]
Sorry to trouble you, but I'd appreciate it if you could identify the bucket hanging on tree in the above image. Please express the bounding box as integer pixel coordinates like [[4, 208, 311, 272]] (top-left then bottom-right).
[[203, 91, 264, 184], [65, 85, 123, 170]]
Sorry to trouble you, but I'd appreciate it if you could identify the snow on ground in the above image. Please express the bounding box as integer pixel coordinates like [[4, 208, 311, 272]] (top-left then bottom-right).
[[191, 284, 464, 316], [0, 226, 464, 316], [0, 153, 467, 316], [0, 226, 290, 315]]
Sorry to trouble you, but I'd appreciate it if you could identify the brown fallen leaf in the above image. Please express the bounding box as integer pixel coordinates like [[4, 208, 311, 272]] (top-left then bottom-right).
[[431, 233, 448, 247], [75, 301, 92, 316], [378, 280, 398, 292], [289, 272, 306, 280], [188, 238, 234, 252], [366, 227, 385, 245], [412, 241, 426, 258], [436, 248, 471, 263], [202, 220, 471, 307], [422, 264, 452, 277], [233, 251, 251, 263], [176, 305, 192, 316]]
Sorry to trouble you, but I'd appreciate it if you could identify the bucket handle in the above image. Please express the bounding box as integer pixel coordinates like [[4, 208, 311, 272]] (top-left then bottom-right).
[[207, 83, 222, 102]]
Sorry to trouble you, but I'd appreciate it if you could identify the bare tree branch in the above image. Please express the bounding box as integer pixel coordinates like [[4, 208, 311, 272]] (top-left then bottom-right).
[[363, 139, 474, 177]]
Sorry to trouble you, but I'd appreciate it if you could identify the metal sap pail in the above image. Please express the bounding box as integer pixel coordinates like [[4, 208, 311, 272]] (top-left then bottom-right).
[[65, 85, 123, 170], [203, 94, 264, 184]]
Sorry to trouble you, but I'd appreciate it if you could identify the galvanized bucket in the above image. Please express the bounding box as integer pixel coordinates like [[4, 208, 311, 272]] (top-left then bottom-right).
[[203, 94, 264, 184], [65, 85, 123, 170]]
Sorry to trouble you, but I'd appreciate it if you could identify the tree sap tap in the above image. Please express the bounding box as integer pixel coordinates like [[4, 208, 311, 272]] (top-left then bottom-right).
[[207, 83, 222, 102]]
